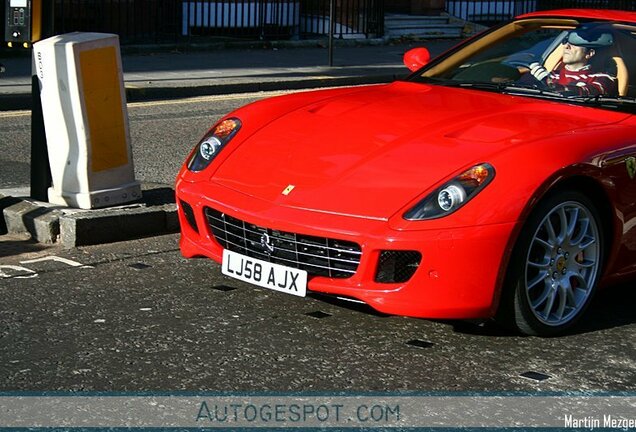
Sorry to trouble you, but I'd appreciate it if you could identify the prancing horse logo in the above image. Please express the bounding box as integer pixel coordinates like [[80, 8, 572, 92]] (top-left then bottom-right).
[[260, 233, 275, 255], [627, 157, 636, 180], [282, 185, 295, 196]]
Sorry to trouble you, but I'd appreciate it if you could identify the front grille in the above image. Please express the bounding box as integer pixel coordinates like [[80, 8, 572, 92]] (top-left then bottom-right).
[[205, 208, 362, 278]]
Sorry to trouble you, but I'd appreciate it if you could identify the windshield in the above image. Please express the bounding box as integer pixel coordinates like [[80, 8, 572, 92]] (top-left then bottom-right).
[[409, 18, 636, 112]]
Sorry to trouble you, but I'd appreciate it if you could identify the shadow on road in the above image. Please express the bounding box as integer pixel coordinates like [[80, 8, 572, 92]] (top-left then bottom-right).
[[451, 282, 636, 338], [309, 280, 635, 338], [0, 238, 49, 258]]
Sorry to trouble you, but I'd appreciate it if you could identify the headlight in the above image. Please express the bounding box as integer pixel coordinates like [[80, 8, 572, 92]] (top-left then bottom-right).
[[187, 118, 241, 172], [404, 163, 495, 220]]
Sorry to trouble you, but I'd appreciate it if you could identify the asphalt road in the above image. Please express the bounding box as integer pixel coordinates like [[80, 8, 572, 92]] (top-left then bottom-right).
[[1, 90, 635, 393], [1, 232, 635, 392]]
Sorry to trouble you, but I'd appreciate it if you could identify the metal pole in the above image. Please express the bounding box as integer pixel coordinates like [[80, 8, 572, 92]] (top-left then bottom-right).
[[30, 0, 54, 201], [328, 0, 334, 66]]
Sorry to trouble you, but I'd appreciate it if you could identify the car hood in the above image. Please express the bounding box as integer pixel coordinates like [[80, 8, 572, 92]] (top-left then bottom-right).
[[212, 81, 628, 220]]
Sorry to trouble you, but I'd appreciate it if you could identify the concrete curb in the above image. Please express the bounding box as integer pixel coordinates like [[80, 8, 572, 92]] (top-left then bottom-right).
[[125, 73, 401, 102], [0, 187, 178, 247], [1, 196, 62, 244], [59, 203, 178, 247]]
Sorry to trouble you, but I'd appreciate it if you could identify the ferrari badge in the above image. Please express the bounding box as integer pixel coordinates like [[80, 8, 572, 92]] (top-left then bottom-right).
[[282, 184, 295, 195], [627, 157, 636, 180]]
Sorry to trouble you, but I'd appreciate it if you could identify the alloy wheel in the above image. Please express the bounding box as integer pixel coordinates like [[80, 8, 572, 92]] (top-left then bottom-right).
[[524, 201, 601, 327]]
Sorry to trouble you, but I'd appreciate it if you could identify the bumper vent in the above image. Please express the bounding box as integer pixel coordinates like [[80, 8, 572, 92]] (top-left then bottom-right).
[[205, 208, 361, 279], [180, 200, 198, 233], [375, 250, 421, 283]]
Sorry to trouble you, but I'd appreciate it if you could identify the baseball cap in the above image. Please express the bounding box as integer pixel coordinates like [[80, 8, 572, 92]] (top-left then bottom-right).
[[563, 25, 614, 47]]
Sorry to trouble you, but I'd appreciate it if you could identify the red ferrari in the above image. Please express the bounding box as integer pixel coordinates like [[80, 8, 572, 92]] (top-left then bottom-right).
[[176, 9, 636, 336]]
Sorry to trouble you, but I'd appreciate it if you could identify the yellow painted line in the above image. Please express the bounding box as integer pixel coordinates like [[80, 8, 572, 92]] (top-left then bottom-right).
[[0, 110, 30, 118], [126, 90, 296, 109]]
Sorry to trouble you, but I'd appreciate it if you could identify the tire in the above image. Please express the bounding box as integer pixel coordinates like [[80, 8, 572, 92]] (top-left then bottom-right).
[[498, 190, 605, 336]]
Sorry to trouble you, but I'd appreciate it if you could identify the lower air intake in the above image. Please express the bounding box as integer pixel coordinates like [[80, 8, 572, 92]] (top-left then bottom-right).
[[375, 250, 421, 283]]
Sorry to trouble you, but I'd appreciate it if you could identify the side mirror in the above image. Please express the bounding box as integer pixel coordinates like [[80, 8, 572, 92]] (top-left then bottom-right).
[[403, 47, 431, 72]]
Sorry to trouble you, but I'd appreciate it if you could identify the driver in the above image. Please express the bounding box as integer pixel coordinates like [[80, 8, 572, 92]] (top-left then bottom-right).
[[528, 26, 617, 97]]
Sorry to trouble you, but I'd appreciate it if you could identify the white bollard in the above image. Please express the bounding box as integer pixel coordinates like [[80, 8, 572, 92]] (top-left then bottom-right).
[[33, 32, 141, 209]]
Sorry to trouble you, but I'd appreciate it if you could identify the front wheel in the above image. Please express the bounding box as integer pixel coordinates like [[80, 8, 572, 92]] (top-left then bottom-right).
[[499, 190, 604, 336]]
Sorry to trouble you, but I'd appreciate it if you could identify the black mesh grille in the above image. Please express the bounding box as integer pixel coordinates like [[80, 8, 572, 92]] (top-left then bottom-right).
[[180, 200, 198, 233], [375, 251, 421, 283], [205, 208, 361, 279]]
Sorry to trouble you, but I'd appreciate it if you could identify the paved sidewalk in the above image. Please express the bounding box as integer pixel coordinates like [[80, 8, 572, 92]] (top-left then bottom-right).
[[0, 39, 462, 110]]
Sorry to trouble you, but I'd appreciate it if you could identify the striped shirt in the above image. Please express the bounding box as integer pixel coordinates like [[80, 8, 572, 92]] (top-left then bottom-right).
[[549, 64, 618, 96]]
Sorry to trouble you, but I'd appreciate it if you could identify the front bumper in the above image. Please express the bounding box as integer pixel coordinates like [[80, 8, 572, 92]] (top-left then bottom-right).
[[176, 180, 517, 319]]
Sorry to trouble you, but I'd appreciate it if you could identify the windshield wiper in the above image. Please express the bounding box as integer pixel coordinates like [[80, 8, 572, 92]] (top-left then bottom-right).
[[457, 82, 572, 100], [431, 80, 506, 91], [417, 79, 636, 110], [422, 79, 566, 98], [573, 95, 636, 113], [575, 95, 636, 105], [497, 84, 565, 98]]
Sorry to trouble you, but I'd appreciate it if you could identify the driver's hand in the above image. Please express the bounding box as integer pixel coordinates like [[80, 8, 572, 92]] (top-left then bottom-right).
[[529, 62, 549, 82]]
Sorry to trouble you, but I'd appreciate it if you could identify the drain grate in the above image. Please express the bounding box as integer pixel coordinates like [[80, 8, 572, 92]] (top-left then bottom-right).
[[520, 371, 551, 381], [406, 339, 435, 349], [305, 311, 332, 319], [213, 285, 237, 292]]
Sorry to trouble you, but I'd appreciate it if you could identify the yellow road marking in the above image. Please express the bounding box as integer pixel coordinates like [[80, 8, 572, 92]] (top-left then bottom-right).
[[0, 110, 31, 118], [126, 89, 296, 108]]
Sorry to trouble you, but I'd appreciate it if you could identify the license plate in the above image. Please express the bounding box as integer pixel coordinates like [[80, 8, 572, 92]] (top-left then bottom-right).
[[221, 249, 307, 297]]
